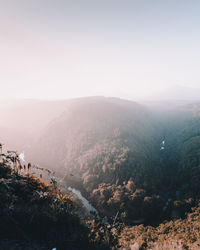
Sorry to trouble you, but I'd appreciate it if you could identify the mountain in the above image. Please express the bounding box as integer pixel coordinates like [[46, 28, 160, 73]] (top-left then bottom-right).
[[25, 97, 200, 225], [2, 96, 200, 223], [2, 97, 200, 248], [26, 97, 177, 223], [31, 97, 161, 171], [148, 85, 200, 101]]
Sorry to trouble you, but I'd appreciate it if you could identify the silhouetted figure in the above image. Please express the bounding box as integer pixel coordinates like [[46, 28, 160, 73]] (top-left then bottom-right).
[[27, 163, 31, 175]]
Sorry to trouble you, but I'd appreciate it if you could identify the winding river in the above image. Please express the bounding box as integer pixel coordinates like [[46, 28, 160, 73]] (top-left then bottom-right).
[[68, 187, 99, 216]]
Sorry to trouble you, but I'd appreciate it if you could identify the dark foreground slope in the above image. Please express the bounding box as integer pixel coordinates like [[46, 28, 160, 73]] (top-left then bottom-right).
[[0, 159, 89, 249], [0, 151, 119, 250]]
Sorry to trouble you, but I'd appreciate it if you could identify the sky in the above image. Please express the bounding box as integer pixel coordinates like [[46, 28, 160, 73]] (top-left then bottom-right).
[[1, 0, 200, 100]]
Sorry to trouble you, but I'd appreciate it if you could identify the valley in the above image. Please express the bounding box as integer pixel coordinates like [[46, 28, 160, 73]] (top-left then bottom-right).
[[1, 97, 200, 249]]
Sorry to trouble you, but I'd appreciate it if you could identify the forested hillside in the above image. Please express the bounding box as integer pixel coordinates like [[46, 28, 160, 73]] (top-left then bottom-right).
[[1, 144, 200, 249], [26, 97, 200, 225]]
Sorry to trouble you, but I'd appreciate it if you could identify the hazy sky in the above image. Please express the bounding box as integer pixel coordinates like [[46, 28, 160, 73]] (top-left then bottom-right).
[[1, 0, 200, 100]]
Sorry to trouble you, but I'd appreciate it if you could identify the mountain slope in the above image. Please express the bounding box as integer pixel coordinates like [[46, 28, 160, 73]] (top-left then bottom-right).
[[28, 97, 168, 222], [31, 97, 162, 185], [27, 97, 200, 224]]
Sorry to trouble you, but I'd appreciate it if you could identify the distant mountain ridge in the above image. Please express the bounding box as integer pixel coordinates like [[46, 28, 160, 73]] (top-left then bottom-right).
[[148, 85, 200, 101]]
